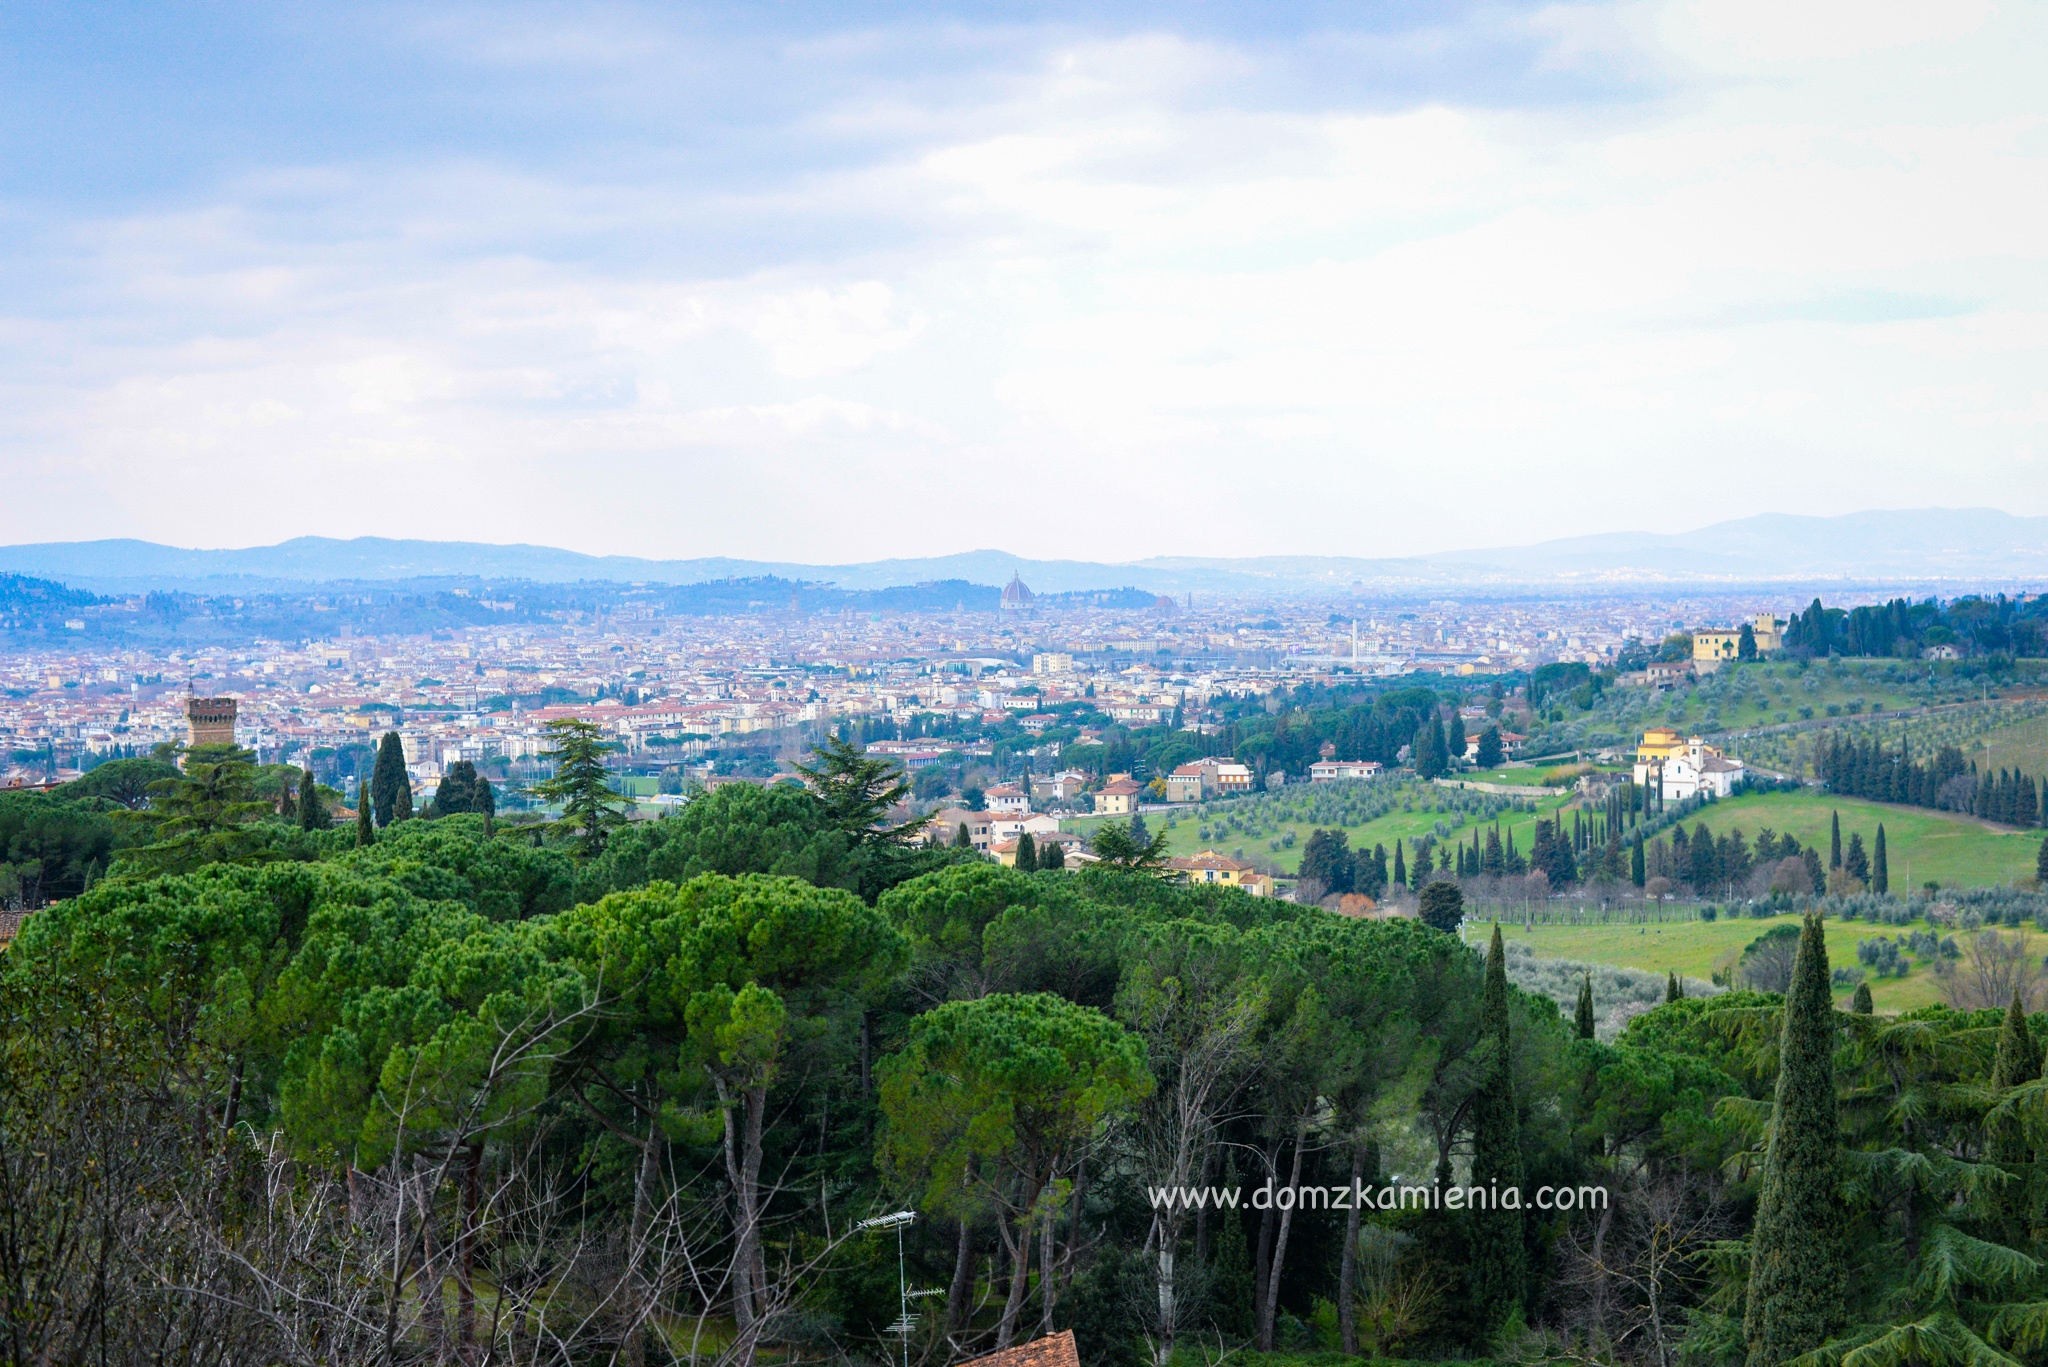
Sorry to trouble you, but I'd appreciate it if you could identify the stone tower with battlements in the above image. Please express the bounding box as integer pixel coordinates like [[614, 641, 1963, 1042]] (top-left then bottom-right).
[[186, 696, 238, 749]]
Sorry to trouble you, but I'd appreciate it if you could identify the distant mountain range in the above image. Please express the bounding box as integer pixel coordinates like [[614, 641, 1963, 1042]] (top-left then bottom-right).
[[4, 509, 2045, 596]]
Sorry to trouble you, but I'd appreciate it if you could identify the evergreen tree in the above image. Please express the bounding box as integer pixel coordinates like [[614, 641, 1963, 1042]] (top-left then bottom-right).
[[355, 792, 375, 848], [1850, 981, 1873, 1014], [1128, 812, 1149, 846], [297, 765, 326, 831], [1829, 811, 1842, 870], [1990, 991, 2037, 1166], [1738, 622, 1758, 661], [1469, 925, 1525, 1339], [1667, 970, 1681, 1004], [1418, 880, 1464, 934], [1392, 840, 1406, 887], [430, 759, 480, 817], [1575, 974, 1595, 1039], [955, 821, 974, 849], [475, 777, 495, 838], [2037, 834, 2048, 885], [1483, 825, 1504, 876], [1476, 724, 1503, 769], [1844, 832, 1869, 884], [1299, 828, 1354, 896], [1210, 1178, 1257, 1338], [370, 730, 407, 828], [1631, 832, 1646, 887], [1743, 914, 1843, 1367], [1014, 831, 1037, 872], [1872, 824, 1888, 894], [1446, 713, 1467, 767], [528, 717, 627, 855], [1039, 839, 1065, 870]]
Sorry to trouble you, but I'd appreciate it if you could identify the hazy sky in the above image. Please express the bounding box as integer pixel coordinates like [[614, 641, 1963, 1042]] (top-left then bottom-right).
[[2, 1, 2043, 562]]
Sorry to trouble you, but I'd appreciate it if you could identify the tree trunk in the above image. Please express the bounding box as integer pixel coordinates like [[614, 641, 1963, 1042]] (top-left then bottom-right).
[[741, 1084, 769, 1332], [627, 1121, 663, 1367], [416, 1160, 447, 1362], [996, 1206, 1032, 1348], [1338, 1142, 1365, 1356], [1039, 1181, 1059, 1333], [1258, 1126, 1308, 1352], [457, 1138, 482, 1353], [946, 1217, 976, 1332], [1253, 1136, 1280, 1320], [1154, 1234, 1178, 1367]]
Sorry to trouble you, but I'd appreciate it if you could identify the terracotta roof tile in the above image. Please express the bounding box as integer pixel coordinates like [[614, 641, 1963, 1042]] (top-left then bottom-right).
[[958, 1330, 1080, 1367]]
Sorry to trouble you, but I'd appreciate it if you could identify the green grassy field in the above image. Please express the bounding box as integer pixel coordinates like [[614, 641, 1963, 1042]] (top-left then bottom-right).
[[1063, 778, 2041, 886], [1682, 788, 2039, 889], [1065, 779, 1575, 876], [1489, 913, 2002, 1011]]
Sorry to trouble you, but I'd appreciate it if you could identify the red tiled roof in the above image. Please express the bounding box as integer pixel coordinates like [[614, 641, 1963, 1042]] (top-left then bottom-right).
[[958, 1330, 1080, 1367]]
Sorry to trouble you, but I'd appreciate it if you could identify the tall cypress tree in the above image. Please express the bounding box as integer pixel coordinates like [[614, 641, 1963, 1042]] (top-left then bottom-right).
[[355, 791, 375, 848], [1392, 840, 1406, 887], [370, 730, 407, 828], [298, 766, 326, 831], [1469, 924, 1525, 1339], [1829, 811, 1842, 870], [1631, 833, 1646, 887], [1014, 830, 1037, 872], [1872, 824, 1888, 894], [1743, 914, 1842, 1367], [1667, 971, 1682, 1004], [1575, 974, 1595, 1039], [476, 777, 495, 839]]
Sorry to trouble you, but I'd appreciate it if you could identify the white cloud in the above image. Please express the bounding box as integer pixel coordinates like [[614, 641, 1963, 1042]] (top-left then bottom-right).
[[1, 0, 2045, 560]]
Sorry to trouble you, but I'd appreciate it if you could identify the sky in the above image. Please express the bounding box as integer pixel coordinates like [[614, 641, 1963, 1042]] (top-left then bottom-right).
[[0, 0, 2043, 563]]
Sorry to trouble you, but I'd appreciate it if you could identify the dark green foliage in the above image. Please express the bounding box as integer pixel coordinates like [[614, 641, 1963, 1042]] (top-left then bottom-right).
[[338, 816, 575, 921], [1844, 831, 1869, 884], [526, 718, 623, 854], [1666, 970, 1681, 1004], [1418, 880, 1464, 934], [793, 734, 925, 844], [1392, 840, 1406, 886], [1850, 981, 1873, 1014], [1091, 819, 1170, 869], [1872, 823, 1888, 894], [1014, 830, 1037, 872], [1062, 1245, 1150, 1367], [1829, 810, 1842, 870], [297, 766, 327, 831], [428, 759, 483, 816], [1039, 839, 1064, 870], [56, 757, 180, 811], [0, 791, 128, 900], [1575, 974, 1595, 1039], [370, 730, 407, 828], [578, 781, 858, 897], [1298, 828, 1353, 896], [955, 821, 973, 849], [1476, 723, 1503, 769], [1468, 924, 1524, 1339], [354, 793, 374, 847], [1743, 914, 1842, 1367], [1210, 1198, 1257, 1338]]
